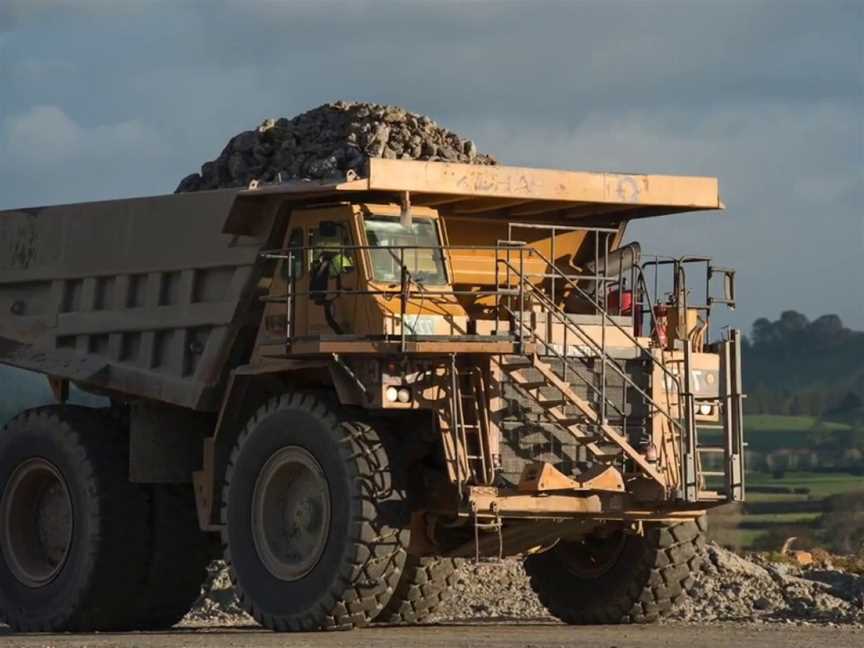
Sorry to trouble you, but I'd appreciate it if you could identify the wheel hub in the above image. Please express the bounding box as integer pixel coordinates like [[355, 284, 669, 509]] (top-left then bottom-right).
[[1, 458, 73, 588], [252, 446, 331, 582], [558, 531, 628, 579]]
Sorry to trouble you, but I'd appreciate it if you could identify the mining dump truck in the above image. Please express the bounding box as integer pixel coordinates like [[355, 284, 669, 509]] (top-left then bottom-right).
[[0, 159, 743, 632]]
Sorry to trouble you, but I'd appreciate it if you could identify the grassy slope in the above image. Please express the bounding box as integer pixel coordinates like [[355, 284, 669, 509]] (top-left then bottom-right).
[[743, 414, 850, 451], [748, 471, 863, 498]]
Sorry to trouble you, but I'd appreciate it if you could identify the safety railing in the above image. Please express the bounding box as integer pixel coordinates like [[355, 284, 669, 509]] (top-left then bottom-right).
[[261, 241, 739, 501], [261, 243, 537, 352], [494, 248, 687, 442]]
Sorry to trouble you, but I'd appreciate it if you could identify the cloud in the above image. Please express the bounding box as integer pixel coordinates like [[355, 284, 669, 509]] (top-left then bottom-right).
[[3, 0, 160, 19], [3, 106, 83, 163], [11, 58, 76, 83], [2, 105, 164, 165]]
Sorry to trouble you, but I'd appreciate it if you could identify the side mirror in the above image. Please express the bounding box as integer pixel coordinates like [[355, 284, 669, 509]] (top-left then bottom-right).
[[708, 266, 736, 310]]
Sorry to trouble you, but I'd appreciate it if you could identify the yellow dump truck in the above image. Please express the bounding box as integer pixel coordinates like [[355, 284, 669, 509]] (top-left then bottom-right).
[[0, 158, 743, 632]]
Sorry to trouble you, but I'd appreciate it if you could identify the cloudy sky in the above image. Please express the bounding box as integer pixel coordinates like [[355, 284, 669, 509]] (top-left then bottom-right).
[[0, 0, 861, 331]]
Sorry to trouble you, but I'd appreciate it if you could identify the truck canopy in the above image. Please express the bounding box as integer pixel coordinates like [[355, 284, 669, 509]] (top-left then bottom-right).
[[225, 158, 723, 234]]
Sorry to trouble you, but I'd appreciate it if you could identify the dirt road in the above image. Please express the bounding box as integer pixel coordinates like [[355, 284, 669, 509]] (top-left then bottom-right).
[[1, 622, 862, 648]]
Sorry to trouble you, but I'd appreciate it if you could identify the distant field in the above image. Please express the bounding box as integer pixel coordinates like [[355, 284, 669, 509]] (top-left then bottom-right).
[[748, 471, 863, 498], [743, 414, 851, 451], [709, 470, 864, 549]]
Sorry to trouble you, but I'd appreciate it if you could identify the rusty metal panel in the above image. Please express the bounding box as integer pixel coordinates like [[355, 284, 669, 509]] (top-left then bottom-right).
[[0, 190, 282, 410]]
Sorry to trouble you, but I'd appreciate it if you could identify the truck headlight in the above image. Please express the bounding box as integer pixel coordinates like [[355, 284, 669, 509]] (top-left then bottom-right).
[[385, 387, 399, 402], [397, 387, 412, 403], [699, 403, 713, 416]]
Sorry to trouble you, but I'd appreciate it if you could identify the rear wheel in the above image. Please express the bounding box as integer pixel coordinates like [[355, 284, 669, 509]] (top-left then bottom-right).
[[221, 391, 408, 631], [131, 485, 211, 629], [374, 555, 459, 624], [524, 518, 706, 624], [0, 407, 151, 632]]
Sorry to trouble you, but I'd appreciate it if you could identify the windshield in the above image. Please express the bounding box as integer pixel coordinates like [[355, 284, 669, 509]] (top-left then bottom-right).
[[363, 217, 447, 284]]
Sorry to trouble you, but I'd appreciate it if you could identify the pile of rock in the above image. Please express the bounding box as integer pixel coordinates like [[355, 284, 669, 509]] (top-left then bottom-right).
[[431, 560, 549, 621], [183, 547, 864, 627], [175, 101, 495, 193], [669, 545, 864, 625]]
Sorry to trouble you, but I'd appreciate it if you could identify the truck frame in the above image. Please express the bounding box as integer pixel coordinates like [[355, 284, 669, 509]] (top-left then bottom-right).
[[0, 158, 743, 632]]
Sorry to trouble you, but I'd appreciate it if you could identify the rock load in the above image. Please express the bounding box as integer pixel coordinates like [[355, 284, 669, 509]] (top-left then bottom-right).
[[175, 101, 496, 192]]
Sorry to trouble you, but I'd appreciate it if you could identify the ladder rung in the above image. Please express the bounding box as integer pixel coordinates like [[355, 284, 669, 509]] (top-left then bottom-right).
[[698, 447, 726, 453], [697, 490, 724, 500], [700, 471, 726, 477]]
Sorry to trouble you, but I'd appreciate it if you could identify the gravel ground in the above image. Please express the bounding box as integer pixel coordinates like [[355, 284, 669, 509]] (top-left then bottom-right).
[[184, 544, 864, 629], [2, 624, 863, 648]]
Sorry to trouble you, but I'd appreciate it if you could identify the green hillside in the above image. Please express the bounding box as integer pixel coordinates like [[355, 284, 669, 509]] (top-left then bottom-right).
[[743, 311, 864, 420]]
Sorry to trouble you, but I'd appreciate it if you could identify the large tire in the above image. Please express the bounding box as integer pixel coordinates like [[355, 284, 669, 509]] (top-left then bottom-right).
[[524, 517, 706, 624], [375, 555, 459, 624], [0, 406, 151, 632], [131, 485, 211, 629], [221, 391, 408, 632]]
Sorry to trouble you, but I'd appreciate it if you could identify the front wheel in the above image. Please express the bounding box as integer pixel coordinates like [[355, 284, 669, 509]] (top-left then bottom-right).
[[221, 391, 407, 632], [524, 518, 706, 624]]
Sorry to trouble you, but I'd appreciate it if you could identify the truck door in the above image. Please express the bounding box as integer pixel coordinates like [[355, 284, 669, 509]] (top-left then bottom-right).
[[294, 215, 358, 338]]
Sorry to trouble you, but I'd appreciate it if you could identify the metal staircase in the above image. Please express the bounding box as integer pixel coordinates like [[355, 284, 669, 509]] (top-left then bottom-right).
[[493, 245, 744, 503], [496, 353, 663, 483]]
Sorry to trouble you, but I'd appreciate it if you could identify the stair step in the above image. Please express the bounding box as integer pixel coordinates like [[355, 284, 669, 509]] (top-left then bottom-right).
[[515, 379, 549, 390], [593, 447, 624, 458], [569, 434, 605, 444], [499, 357, 533, 369], [538, 398, 567, 409], [557, 417, 587, 427]]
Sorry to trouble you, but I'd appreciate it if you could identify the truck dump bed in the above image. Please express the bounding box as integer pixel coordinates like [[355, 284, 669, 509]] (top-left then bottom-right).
[[0, 159, 722, 411]]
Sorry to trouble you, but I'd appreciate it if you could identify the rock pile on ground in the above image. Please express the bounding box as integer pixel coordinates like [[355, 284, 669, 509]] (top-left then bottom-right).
[[175, 101, 496, 193], [670, 545, 864, 625], [183, 547, 864, 627], [431, 560, 549, 621]]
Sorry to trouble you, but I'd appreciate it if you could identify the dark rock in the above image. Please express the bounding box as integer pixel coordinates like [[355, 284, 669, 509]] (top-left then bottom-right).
[[175, 101, 496, 193], [229, 130, 257, 154], [176, 173, 202, 192]]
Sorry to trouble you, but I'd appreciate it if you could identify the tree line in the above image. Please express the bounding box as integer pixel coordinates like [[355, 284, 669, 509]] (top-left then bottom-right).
[[743, 310, 864, 423]]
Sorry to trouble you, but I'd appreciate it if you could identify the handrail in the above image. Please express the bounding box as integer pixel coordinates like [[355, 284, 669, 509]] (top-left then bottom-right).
[[264, 241, 684, 431], [517, 247, 684, 396], [498, 272, 684, 434], [499, 300, 632, 424]]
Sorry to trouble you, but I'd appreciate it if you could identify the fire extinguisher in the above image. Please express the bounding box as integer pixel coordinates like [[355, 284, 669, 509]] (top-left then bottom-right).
[[653, 303, 669, 347]]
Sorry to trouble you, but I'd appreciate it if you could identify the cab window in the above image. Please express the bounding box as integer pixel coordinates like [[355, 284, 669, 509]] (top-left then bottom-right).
[[364, 217, 447, 284]]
